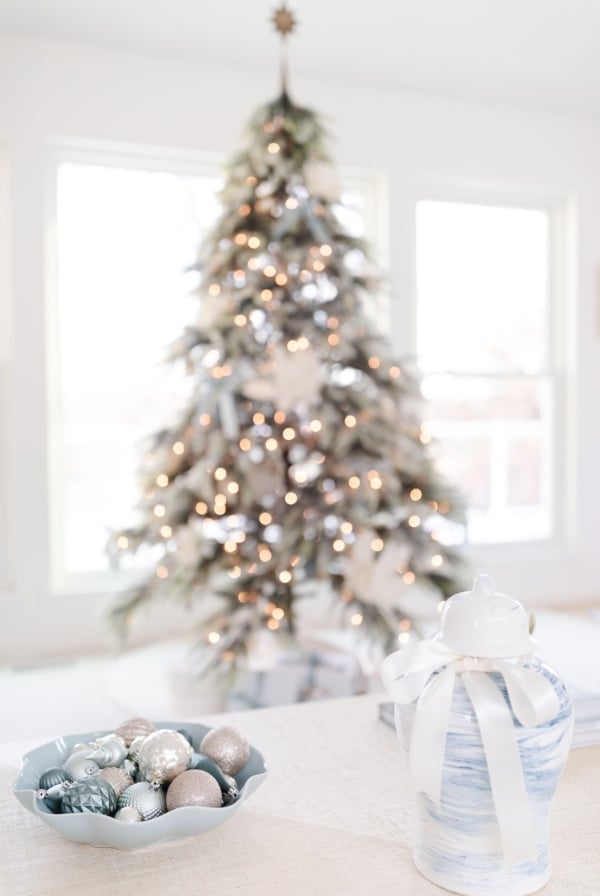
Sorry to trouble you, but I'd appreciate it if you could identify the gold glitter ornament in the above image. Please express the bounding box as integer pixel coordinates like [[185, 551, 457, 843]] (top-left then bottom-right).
[[200, 726, 250, 776], [114, 717, 157, 747], [166, 770, 222, 810], [96, 766, 134, 799]]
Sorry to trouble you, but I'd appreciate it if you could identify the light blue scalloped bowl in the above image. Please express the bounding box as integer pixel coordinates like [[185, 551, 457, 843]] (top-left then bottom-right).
[[12, 720, 267, 850]]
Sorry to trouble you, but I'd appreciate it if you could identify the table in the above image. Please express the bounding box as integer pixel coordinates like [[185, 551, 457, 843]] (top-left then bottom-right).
[[1, 695, 599, 895]]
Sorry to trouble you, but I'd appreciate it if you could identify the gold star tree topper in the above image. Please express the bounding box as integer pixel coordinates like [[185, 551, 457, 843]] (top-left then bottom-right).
[[272, 4, 297, 36]]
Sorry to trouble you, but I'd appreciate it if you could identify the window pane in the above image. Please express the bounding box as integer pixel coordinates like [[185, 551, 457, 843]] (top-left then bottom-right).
[[421, 373, 553, 542], [416, 201, 549, 374], [416, 198, 555, 544], [56, 163, 222, 574]]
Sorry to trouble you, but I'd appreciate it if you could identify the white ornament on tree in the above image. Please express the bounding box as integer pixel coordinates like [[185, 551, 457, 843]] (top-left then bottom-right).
[[343, 529, 408, 610], [243, 344, 323, 411]]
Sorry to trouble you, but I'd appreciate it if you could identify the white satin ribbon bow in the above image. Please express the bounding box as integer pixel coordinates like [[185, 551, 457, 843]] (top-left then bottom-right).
[[381, 639, 560, 867]]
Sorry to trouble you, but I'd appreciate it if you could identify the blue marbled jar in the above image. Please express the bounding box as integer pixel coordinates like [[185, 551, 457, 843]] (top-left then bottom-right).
[[396, 660, 573, 896]]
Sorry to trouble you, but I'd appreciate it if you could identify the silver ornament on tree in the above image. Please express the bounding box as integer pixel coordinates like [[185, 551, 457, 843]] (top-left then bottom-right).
[[117, 782, 166, 821], [166, 770, 222, 810], [96, 766, 134, 798], [200, 726, 250, 775], [138, 729, 192, 785], [61, 777, 117, 816], [62, 750, 101, 780], [114, 717, 156, 747]]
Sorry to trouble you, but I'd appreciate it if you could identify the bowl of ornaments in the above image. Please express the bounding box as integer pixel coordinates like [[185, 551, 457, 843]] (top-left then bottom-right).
[[12, 717, 267, 849]]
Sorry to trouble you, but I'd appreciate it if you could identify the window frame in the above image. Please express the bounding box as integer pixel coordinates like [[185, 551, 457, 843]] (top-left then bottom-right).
[[411, 179, 575, 554]]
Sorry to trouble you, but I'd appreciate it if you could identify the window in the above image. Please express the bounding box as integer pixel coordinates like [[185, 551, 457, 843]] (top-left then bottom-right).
[[50, 149, 387, 587], [416, 197, 564, 544]]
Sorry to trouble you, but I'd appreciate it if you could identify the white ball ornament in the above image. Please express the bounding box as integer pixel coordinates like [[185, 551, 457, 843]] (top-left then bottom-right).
[[138, 729, 193, 785], [200, 726, 250, 776]]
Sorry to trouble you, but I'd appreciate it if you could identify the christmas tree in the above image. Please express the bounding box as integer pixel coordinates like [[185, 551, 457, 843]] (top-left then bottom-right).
[[110, 7, 464, 676]]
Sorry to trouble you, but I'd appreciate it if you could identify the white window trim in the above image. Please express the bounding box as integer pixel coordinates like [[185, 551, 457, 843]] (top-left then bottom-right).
[[411, 178, 576, 558]]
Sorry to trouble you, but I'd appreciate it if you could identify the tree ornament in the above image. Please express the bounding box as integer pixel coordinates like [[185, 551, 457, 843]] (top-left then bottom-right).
[[243, 344, 323, 411], [61, 777, 117, 816], [117, 782, 167, 821], [115, 806, 143, 823], [87, 737, 128, 768], [176, 728, 194, 746], [127, 735, 146, 764], [200, 726, 250, 776], [166, 770, 222, 810], [190, 752, 239, 802], [96, 766, 134, 799], [36, 781, 72, 812], [115, 717, 156, 747], [138, 729, 193, 785], [39, 767, 72, 790], [62, 750, 101, 780]]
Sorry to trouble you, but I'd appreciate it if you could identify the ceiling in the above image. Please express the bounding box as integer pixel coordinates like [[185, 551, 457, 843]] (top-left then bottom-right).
[[1, 0, 599, 118]]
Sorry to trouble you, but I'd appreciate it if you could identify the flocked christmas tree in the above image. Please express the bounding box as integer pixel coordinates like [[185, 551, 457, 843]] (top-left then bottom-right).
[[110, 6, 465, 676]]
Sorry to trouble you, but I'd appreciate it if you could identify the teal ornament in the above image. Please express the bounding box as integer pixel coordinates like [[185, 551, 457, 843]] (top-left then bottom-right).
[[39, 767, 72, 790], [176, 728, 194, 747], [190, 753, 239, 802], [117, 782, 166, 820], [61, 778, 117, 815], [37, 767, 73, 813]]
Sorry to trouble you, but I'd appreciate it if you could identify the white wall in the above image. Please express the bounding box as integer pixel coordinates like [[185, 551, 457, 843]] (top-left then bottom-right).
[[1, 30, 599, 664]]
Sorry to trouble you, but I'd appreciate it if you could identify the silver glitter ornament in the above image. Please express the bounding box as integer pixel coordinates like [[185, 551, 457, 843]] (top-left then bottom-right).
[[62, 750, 101, 780], [96, 766, 134, 798], [200, 726, 250, 775], [61, 777, 117, 815], [117, 782, 166, 820], [138, 729, 192, 785], [115, 806, 143, 823], [166, 770, 222, 810], [87, 737, 128, 768], [115, 717, 156, 747]]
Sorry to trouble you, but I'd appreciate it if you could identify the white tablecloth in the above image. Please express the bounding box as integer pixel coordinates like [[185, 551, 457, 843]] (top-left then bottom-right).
[[1, 695, 598, 895]]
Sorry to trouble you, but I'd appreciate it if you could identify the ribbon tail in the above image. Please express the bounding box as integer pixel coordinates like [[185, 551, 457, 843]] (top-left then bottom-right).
[[462, 671, 537, 868], [410, 666, 456, 808], [501, 663, 560, 728]]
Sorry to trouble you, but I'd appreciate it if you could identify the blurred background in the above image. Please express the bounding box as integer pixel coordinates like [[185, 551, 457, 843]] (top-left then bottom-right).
[[1, 0, 599, 739]]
